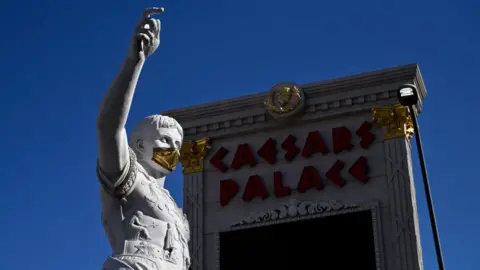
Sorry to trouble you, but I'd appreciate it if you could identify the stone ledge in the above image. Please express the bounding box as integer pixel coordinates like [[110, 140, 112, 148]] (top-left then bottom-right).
[[163, 64, 426, 138]]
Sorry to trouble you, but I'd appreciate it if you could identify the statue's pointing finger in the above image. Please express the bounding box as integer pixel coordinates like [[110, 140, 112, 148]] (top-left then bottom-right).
[[140, 8, 162, 35], [143, 7, 164, 18]]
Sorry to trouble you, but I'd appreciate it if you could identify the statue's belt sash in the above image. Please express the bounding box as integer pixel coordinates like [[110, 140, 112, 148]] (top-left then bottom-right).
[[103, 254, 159, 270], [107, 240, 185, 268]]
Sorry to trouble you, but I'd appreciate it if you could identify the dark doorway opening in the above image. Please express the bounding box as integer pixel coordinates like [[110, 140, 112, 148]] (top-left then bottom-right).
[[220, 210, 377, 270]]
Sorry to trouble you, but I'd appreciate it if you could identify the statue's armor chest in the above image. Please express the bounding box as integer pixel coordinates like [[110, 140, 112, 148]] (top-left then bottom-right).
[[139, 179, 187, 229], [130, 173, 190, 240], [100, 164, 191, 269]]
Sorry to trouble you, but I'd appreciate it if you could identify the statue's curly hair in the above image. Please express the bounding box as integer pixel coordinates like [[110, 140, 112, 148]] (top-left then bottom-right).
[[129, 115, 183, 153]]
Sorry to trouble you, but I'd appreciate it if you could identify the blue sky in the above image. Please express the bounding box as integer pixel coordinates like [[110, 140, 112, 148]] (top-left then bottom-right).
[[1, 0, 478, 269]]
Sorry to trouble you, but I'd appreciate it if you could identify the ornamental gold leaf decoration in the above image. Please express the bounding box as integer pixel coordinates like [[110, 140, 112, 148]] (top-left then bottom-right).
[[372, 105, 414, 140], [179, 138, 210, 174]]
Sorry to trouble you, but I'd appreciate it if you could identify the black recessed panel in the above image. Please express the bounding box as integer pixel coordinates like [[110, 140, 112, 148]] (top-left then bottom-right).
[[220, 210, 376, 270]]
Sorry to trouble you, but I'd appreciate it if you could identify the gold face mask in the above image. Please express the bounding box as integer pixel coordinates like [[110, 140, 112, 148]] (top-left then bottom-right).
[[152, 148, 180, 171]]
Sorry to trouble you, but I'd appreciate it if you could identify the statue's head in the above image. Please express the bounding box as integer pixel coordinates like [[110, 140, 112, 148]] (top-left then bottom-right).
[[130, 115, 183, 176]]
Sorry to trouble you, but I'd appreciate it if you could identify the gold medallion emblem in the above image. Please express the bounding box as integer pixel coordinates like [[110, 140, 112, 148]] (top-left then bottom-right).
[[265, 83, 304, 117]]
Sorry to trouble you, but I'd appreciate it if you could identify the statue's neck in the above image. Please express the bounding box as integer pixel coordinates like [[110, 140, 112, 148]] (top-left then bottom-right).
[[138, 160, 166, 187]]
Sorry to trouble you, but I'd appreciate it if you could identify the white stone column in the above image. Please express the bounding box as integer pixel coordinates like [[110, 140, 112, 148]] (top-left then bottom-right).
[[180, 138, 209, 270], [373, 105, 424, 270], [183, 172, 204, 270]]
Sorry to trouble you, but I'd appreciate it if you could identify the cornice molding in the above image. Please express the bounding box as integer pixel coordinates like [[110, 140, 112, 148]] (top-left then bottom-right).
[[162, 64, 426, 138]]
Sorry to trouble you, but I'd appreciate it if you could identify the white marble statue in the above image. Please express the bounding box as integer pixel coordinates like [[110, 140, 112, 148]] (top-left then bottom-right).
[[96, 7, 190, 270]]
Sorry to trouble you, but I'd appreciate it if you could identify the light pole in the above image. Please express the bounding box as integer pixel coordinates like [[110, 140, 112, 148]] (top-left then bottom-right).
[[397, 84, 445, 270]]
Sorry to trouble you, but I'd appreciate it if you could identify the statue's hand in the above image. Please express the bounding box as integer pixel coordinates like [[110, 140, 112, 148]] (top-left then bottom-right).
[[129, 7, 163, 61]]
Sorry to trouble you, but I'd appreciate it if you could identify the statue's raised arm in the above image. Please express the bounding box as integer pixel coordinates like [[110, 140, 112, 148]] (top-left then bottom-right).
[[96, 8, 163, 188], [96, 8, 190, 270]]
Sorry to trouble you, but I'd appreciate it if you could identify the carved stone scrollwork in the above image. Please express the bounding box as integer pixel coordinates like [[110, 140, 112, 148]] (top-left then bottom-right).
[[372, 104, 414, 140], [230, 199, 359, 228], [180, 138, 210, 175]]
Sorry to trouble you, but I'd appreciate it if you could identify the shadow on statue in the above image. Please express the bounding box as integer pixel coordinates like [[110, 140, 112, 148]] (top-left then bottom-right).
[[220, 210, 376, 270]]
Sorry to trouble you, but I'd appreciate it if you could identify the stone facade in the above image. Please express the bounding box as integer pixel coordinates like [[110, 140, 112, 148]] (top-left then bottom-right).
[[167, 63, 426, 270]]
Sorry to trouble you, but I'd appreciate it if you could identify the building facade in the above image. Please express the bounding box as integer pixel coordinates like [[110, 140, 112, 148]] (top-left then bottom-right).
[[165, 64, 427, 270]]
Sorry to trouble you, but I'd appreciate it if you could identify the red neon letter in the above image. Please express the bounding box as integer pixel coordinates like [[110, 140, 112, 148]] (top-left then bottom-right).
[[326, 160, 346, 187], [209, 147, 229, 173], [231, 144, 257, 170], [297, 166, 324, 193], [356, 121, 375, 149], [242, 175, 269, 202], [302, 131, 329, 158], [273, 171, 292, 198], [220, 179, 239, 207], [349, 156, 369, 183], [258, 138, 277, 165], [282, 135, 300, 162], [332, 127, 354, 154]]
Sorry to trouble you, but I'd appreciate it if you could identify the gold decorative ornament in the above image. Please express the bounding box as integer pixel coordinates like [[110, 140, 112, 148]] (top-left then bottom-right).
[[265, 84, 302, 114], [179, 138, 210, 175], [152, 148, 180, 171], [372, 104, 414, 140]]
